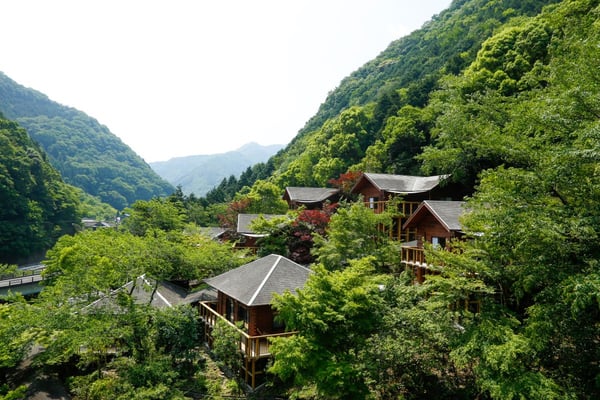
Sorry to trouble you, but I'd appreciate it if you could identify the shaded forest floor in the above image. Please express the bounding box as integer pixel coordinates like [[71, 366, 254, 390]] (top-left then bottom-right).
[[7, 345, 70, 399]]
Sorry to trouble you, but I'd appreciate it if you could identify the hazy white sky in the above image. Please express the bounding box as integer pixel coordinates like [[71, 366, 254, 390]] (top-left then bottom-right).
[[1, 0, 451, 162]]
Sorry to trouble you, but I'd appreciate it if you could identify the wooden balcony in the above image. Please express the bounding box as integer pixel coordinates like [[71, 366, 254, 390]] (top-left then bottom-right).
[[401, 244, 461, 283], [199, 301, 296, 388], [365, 199, 420, 216], [401, 244, 480, 312], [401, 246, 426, 266], [364, 200, 420, 242], [401, 246, 428, 283]]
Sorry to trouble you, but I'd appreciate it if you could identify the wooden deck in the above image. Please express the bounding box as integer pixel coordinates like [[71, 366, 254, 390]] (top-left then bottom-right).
[[401, 246, 426, 267], [199, 301, 295, 358], [364, 200, 420, 242], [401, 246, 428, 283], [198, 301, 296, 388]]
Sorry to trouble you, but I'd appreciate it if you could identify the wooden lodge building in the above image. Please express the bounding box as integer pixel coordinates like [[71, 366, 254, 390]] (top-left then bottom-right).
[[350, 172, 465, 242], [401, 200, 480, 311], [199, 254, 312, 388], [400, 200, 466, 283]]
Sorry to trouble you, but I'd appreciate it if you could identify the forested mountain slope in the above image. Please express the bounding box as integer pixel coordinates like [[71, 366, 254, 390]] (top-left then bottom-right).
[[263, 0, 562, 189], [150, 142, 283, 196], [262, 0, 600, 397], [0, 115, 79, 264], [0, 72, 174, 209]]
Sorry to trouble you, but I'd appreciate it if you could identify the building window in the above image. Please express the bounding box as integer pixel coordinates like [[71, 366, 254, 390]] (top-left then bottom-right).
[[272, 312, 285, 330], [369, 197, 378, 209], [432, 236, 446, 249], [226, 298, 234, 322], [238, 304, 248, 329]]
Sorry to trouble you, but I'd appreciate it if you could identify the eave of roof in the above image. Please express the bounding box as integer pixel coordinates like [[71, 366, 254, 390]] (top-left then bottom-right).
[[85, 275, 207, 310], [350, 173, 450, 194], [285, 187, 340, 203]]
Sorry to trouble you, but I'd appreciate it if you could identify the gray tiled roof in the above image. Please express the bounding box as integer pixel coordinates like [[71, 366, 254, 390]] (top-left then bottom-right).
[[359, 173, 449, 194], [285, 187, 339, 203], [87, 276, 212, 310], [204, 254, 312, 306], [199, 226, 226, 239], [237, 213, 286, 234], [403, 200, 466, 231]]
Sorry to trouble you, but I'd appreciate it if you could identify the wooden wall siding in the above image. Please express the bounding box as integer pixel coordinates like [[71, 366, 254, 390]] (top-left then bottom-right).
[[216, 291, 226, 315], [235, 236, 259, 251], [288, 200, 326, 210], [253, 305, 276, 335], [360, 186, 384, 202], [216, 291, 251, 330], [245, 307, 261, 336], [417, 214, 453, 243], [215, 292, 281, 336]]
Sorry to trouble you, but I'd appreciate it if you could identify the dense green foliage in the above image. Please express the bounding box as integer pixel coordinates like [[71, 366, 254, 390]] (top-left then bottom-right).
[[296, 0, 561, 136], [271, 260, 390, 399], [420, 2, 600, 397], [253, 204, 336, 264], [3, 0, 600, 398], [0, 72, 173, 209], [0, 198, 253, 398], [0, 117, 80, 264], [76, 187, 118, 222]]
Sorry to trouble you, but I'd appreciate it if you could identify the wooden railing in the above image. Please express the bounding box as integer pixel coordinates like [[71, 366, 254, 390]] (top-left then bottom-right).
[[401, 245, 455, 283], [402, 242, 462, 267], [401, 245, 481, 312], [401, 246, 426, 266], [198, 301, 296, 360], [401, 246, 430, 284], [363, 200, 420, 242], [365, 200, 420, 216]]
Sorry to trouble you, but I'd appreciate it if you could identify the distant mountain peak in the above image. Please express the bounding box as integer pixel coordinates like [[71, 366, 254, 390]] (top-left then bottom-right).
[[150, 142, 284, 196], [236, 141, 283, 152]]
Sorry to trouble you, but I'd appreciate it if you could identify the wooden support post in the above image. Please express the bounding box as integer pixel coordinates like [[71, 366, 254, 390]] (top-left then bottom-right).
[[252, 358, 256, 389], [245, 357, 249, 386]]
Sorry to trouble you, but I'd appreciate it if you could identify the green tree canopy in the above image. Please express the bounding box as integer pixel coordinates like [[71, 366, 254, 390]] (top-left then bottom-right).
[[121, 198, 186, 237], [313, 200, 400, 271], [270, 259, 388, 399]]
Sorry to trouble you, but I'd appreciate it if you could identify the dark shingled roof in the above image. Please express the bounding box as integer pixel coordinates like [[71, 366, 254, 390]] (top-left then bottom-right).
[[199, 226, 226, 239], [87, 276, 213, 310], [284, 187, 340, 203], [204, 254, 312, 306], [237, 214, 286, 234], [353, 173, 450, 194], [403, 200, 466, 231]]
